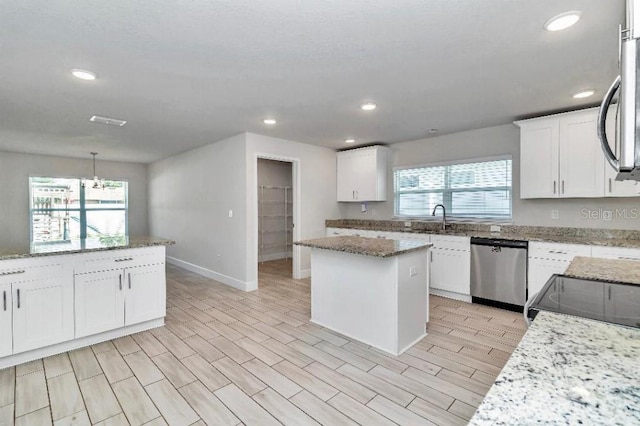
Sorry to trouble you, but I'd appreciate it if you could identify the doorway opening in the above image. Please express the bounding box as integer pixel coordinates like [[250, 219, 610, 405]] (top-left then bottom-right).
[[257, 158, 294, 279]]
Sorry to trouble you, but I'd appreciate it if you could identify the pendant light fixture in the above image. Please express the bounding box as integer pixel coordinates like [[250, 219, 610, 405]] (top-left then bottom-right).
[[82, 152, 105, 189]]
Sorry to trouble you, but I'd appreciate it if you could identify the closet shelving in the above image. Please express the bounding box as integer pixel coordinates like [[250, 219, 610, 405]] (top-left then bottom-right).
[[258, 185, 293, 263]]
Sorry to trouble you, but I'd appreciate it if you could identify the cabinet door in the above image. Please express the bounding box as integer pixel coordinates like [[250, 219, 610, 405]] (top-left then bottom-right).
[[353, 150, 377, 201], [75, 270, 125, 338], [12, 277, 74, 354], [559, 110, 605, 197], [0, 284, 12, 357], [519, 118, 559, 198], [604, 107, 640, 197], [337, 153, 357, 201], [430, 248, 470, 295], [527, 258, 570, 298], [125, 264, 166, 326]]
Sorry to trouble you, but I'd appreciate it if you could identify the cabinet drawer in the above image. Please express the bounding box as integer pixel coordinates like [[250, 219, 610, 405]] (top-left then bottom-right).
[[0, 256, 72, 284], [591, 246, 640, 261], [74, 247, 165, 274], [430, 235, 470, 251], [528, 242, 591, 260]]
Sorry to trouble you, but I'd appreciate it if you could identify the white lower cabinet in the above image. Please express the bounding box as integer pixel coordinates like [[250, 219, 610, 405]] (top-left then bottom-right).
[[0, 283, 12, 357], [429, 235, 471, 297], [528, 242, 592, 298], [75, 261, 166, 338], [528, 257, 572, 298]]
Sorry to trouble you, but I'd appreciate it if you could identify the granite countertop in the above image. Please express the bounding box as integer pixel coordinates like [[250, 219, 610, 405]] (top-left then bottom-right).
[[294, 236, 432, 258], [0, 236, 175, 260], [565, 256, 640, 285], [470, 311, 640, 425], [326, 219, 640, 248]]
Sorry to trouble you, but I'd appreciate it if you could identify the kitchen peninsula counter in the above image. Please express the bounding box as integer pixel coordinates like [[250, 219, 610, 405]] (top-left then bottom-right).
[[295, 236, 431, 356]]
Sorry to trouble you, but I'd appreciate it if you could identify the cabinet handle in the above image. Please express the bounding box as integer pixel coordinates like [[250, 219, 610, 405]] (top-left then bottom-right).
[[553, 181, 556, 194], [128, 273, 132, 289], [548, 250, 567, 255], [352, 190, 355, 200], [430, 251, 433, 262], [608, 286, 612, 300], [609, 178, 613, 193], [0, 270, 25, 276], [16, 289, 20, 309], [115, 257, 134, 263], [617, 256, 640, 261], [561, 180, 565, 194], [3, 291, 6, 311], [355, 190, 358, 200], [119, 274, 122, 291]]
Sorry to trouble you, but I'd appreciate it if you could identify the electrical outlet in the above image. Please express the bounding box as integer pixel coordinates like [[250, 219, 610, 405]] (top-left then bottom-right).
[[551, 210, 559, 220], [361, 203, 367, 213], [228, 210, 233, 218], [404, 221, 411, 228], [490, 225, 501, 233], [409, 266, 417, 277]]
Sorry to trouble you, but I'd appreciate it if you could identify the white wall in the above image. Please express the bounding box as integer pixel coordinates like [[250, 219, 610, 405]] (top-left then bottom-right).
[[339, 124, 640, 230], [148, 133, 250, 289], [149, 132, 340, 291], [247, 133, 340, 282], [0, 150, 148, 247]]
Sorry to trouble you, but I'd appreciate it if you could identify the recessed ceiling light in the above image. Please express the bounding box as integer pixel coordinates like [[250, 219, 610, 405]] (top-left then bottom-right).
[[345, 138, 356, 144], [263, 118, 277, 125], [544, 11, 581, 32], [361, 102, 377, 111], [90, 115, 127, 127], [573, 89, 595, 99], [71, 69, 97, 81]]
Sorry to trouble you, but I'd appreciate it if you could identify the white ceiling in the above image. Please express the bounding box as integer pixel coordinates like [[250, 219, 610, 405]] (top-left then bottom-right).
[[0, 0, 625, 163]]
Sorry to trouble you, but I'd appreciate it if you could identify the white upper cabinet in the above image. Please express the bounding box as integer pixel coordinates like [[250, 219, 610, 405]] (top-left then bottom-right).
[[517, 108, 631, 199], [337, 146, 388, 202]]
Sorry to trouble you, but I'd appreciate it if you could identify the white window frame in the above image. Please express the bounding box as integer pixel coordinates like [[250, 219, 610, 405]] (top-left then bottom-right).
[[393, 155, 513, 223]]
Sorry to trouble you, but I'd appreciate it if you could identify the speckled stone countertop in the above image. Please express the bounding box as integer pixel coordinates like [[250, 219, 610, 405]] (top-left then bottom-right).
[[326, 219, 640, 248], [295, 236, 431, 258], [0, 236, 175, 260], [469, 311, 640, 425], [565, 256, 640, 285]]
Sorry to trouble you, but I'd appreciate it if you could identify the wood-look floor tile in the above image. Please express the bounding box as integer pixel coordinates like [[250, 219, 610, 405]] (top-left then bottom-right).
[[145, 379, 199, 426], [181, 320, 219, 340], [471, 369, 497, 386], [272, 361, 338, 401], [212, 357, 266, 396], [68, 347, 102, 381], [253, 388, 318, 426], [209, 336, 254, 364], [304, 362, 376, 405], [94, 412, 130, 426], [15, 369, 48, 417], [204, 308, 237, 324], [366, 395, 433, 425], [436, 368, 491, 395], [95, 350, 134, 384], [327, 392, 396, 426], [164, 321, 196, 339], [287, 340, 344, 370], [406, 346, 476, 377], [112, 377, 160, 425], [15, 406, 51, 426], [0, 367, 15, 407], [53, 409, 91, 426], [235, 337, 283, 366], [263, 310, 304, 327], [371, 365, 456, 409], [243, 358, 302, 398], [0, 404, 13, 425], [155, 332, 195, 359], [315, 341, 376, 372], [180, 354, 230, 392], [48, 372, 84, 421], [123, 351, 165, 387], [227, 321, 269, 343], [290, 390, 358, 426], [225, 308, 259, 325], [299, 324, 349, 347], [15, 359, 43, 376], [91, 341, 116, 355], [448, 399, 477, 421], [275, 323, 321, 345], [408, 397, 467, 426], [182, 335, 225, 362], [397, 352, 442, 375], [261, 339, 314, 368], [253, 322, 296, 344], [341, 342, 408, 374], [214, 384, 280, 426], [151, 352, 196, 388], [112, 336, 141, 356], [142, 416, 168, 426], [204, 320, 243, 341], [78, 375, 122, 424], [132, 332, 168, 358], [179, 381, 240, 426], [44, 353, 73, 379], [337, 363, 415, 407]]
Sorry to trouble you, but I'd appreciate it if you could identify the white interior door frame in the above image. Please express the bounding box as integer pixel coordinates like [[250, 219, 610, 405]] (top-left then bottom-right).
[[253, 153, 302, 280]]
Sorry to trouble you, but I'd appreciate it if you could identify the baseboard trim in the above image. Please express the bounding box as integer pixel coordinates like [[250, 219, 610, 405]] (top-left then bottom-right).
[[298, 268, 311, 279], [167, 256, 255, 292], [429, 288, 472, 303], [259, 252, 292, 262]]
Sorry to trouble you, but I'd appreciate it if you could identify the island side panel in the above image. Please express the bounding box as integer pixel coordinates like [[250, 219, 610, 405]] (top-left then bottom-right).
[[396, 249, 429, 354], [310, 248, 398, 354]]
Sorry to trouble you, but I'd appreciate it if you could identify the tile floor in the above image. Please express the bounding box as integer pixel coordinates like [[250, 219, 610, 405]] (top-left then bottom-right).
[[0, 259, 526, 425]]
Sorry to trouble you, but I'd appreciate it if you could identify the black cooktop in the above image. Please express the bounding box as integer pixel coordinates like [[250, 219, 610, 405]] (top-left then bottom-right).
[[528, 275, 640, 329]]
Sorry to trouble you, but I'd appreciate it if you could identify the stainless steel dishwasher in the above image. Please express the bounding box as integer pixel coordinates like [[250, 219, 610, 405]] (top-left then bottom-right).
[[470, 237, 528, 308]]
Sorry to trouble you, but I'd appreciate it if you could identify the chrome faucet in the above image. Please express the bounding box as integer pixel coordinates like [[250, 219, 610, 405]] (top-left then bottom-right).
[[432, 204, 447, 231]]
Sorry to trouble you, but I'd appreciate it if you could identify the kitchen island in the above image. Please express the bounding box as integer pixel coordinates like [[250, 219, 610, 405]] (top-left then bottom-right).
[[295, 236, 431, 356], [0, 236, 174, 369]]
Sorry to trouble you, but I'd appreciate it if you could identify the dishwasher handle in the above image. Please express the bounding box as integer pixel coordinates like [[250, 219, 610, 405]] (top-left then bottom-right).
[[470, 237, 528, 249]]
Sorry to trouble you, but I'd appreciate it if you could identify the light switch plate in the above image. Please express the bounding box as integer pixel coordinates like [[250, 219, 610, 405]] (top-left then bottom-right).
[[409, 266, 417, 277], [551, 210, 559, 220], [228, 210, 233, 218]]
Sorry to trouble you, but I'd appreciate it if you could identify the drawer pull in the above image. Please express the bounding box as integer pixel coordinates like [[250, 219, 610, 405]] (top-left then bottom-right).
[[128, 273, 132, 289], [0, 270, 25, 276], [115, 257, 134, 263], [548, 250, 567, 255], [3, 291, 6, 311], [119, 274, 123, 291], [16, 289, 20, 309]]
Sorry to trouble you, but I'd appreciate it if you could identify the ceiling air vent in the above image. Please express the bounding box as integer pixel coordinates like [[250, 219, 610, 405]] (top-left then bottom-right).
[[89, 115, 127, 127]]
